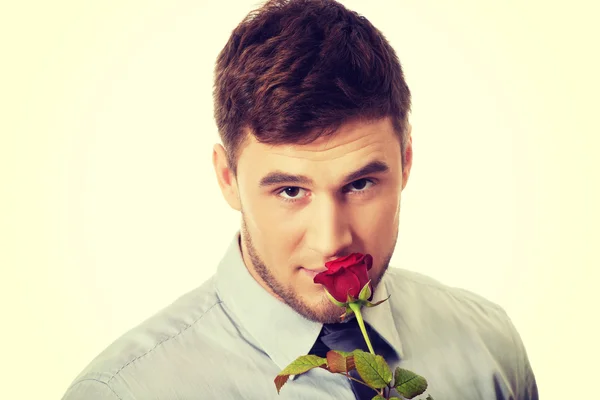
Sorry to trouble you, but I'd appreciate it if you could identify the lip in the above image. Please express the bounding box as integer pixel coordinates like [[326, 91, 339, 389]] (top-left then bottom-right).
[[300, 267, 326, 278]]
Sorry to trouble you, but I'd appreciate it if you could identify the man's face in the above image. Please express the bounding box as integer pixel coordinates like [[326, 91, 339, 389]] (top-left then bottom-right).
[[214, 117, 412, 323]]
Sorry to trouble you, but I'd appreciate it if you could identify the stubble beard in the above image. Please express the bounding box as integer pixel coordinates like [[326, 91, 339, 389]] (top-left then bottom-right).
[[240, 216, 397, 324]]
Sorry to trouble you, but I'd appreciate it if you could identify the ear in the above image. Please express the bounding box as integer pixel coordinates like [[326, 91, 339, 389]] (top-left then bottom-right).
[[212, 144, 241, 211], [401, 124, 413, 191]]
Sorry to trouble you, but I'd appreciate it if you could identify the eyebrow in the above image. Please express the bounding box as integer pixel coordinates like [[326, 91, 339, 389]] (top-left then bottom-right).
[[258, 160, 390, 188]]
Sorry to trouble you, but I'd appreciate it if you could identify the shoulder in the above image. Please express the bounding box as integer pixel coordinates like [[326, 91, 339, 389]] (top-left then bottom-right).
[[63, 275, 227, 397], [383, 267, 518, 352], [384, 267, 507, 320], [383, 268, 538, 397]]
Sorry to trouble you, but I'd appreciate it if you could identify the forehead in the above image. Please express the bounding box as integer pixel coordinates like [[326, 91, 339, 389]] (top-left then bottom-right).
[[237, 117, 402, 183]]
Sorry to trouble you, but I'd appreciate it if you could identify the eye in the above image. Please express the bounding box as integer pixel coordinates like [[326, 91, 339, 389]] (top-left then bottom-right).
[[278, 186, 307, 201], [346, 178, 375, 192]]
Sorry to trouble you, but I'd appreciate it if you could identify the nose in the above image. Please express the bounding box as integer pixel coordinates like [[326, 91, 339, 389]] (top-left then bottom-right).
[[306, 195, 353, 260]]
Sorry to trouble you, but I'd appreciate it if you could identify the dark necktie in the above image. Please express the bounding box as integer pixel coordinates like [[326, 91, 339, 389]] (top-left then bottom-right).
[[309, 317, 399, 399]]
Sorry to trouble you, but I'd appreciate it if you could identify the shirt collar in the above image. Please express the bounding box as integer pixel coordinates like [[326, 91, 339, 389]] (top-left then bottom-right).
[[215, 231, 404, 377]]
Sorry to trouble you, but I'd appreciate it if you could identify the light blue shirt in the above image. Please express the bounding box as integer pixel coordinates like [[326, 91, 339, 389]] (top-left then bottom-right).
[[62, 231, 538, 399]]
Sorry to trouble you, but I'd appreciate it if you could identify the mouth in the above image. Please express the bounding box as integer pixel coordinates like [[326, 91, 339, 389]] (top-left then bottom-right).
[[300, 267, 326, 279]]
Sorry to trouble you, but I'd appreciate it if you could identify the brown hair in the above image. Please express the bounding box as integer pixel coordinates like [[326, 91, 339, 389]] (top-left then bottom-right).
[[213, 0, 411, 176]]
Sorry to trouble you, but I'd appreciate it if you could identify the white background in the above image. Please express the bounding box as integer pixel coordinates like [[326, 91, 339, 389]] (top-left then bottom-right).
[[2, 0, 599, 398]]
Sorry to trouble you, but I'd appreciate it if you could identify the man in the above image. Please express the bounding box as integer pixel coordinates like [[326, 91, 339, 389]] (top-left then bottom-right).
[[63, 0, 538, 398]]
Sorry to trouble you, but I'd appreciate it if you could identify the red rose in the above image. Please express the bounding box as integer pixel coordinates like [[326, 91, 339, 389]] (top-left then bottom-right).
[[313, 253, 373, 303]]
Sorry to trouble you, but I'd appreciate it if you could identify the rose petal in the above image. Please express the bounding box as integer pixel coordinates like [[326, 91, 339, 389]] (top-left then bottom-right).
[[323, 262, 347, 274], [314, 271, 335, 288], [325, 253, 365, 270], [347, 264, 369, 290], [327, 254, 354, 265], [333, 271, 361, 301], [345, 253, 363, 266]]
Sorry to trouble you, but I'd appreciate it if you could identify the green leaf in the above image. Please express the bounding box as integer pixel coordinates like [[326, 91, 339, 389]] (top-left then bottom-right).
[[274, 355, 326, 393], [371, 396, 386, 400], [353, 350, 393, 389], [279, 354, 327, 375], [425, 395, 434, 399], [393, 367, 428, 399], [324, 289, 347, 307], [364, 295, 391, 308], [359, 280, 372, 301]]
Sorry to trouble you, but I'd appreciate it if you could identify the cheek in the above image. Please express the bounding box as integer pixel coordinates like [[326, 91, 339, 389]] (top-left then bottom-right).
[[351, 197, 399, 268], [245, 189, 302, 228], [244, 201, 302, 270], [248, 191, 308, 243], [354, 195, 399, 238]]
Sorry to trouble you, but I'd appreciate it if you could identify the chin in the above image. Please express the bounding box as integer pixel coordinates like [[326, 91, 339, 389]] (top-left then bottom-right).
[[293, 291, 346, 324]]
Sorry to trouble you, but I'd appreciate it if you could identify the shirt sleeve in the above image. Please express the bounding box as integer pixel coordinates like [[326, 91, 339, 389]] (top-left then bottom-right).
[[502, 311, 539, 400], [62, 379, 122, 400]]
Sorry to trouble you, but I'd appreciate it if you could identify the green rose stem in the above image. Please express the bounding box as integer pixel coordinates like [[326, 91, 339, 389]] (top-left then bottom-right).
[[348, 302, 375, 355], [348, 301, 386, 397]]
